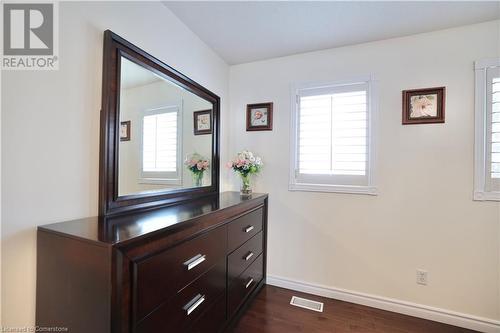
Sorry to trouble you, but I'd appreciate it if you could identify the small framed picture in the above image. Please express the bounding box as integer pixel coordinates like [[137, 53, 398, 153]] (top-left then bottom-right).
[[193, 109, 212, 135], [246, 102, 273, 131], [402, 87, 445, 124], [120, 121, 131, 141]]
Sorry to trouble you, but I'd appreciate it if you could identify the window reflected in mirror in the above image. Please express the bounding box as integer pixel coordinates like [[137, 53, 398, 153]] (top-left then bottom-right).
[[118, 56, 213, 196]]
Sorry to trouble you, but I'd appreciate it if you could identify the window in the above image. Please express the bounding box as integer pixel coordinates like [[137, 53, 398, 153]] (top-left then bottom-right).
[[474, 58, 500, 201], [141, 106, 182, 184], [289, 78, 376, 194], [289, 77, 377, 194]]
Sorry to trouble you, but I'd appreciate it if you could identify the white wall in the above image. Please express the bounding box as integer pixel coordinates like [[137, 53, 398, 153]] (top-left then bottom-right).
[[0, 59, 3, 328], [228, 21, 500, 321], [180, 91, 213, 187], [119, 80, 182, 195], [1, 2, 229, 327], [118, 80, 212, 195], [2, 2, 499, 328]]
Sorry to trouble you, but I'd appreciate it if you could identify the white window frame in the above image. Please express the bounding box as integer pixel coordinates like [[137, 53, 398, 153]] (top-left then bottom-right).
[[474, 58, 500, 201], [289, 76, 378, 195], [139, 105, 183, 186]]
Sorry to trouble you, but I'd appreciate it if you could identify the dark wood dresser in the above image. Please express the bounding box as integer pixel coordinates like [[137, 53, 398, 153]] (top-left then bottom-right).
[[36, 192, 268, 333]]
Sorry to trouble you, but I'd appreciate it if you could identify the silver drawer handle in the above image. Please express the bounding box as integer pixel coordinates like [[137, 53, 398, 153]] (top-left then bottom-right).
[[183, 294, 205, 316], [183, 254, 206, 271], [245, 278, 254, 289], [244, 252, 254, 261], [244, 225, 254, 233]]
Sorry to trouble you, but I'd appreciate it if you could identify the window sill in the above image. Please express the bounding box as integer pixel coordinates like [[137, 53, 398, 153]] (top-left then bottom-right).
[[289, 183, 378, 195], [473, 191, 500, 201], [138, 178, 182, 186]]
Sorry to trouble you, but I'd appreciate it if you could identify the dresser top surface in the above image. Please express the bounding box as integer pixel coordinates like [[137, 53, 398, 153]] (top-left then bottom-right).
[[38, 191, 267, 246]]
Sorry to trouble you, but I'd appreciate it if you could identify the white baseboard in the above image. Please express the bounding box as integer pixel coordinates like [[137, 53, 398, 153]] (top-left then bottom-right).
[[266, 275, 500, 333]]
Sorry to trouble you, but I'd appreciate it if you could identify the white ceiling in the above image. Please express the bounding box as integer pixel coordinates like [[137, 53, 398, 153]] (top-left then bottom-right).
[[121, 57, 161, 89], [165, 1, 500, 65]]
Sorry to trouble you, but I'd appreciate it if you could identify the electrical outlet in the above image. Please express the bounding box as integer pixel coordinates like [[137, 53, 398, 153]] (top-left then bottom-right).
[[416, 269, 428, 285]]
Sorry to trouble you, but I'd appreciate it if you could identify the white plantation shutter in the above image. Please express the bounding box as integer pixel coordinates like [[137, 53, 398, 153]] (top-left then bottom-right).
[[474, 59, 500, 200], [141, 106, 181, 182], [143, 112, 177, 172], [484, 66, 500, 192], [299, 90, 367, 176], [489, 75, 500, 181], [290, 78, 376, 194]]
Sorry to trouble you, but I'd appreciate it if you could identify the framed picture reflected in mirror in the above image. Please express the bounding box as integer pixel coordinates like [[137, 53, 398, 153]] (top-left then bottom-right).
[[193, 109, 212, 135], [120, 121, 131, 141]]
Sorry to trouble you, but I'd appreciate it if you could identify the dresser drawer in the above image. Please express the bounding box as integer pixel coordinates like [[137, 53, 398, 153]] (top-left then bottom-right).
[[135, 259, 226, 333], [227, 208, 263, 253], [228, 254, 264, 318], [187, 293, 226, 333], [134, 226, 226, 320], [228, 231, 263, 285]]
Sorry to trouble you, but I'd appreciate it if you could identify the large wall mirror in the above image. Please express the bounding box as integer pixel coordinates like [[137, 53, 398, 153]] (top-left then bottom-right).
[[99, 31, 220, 216]]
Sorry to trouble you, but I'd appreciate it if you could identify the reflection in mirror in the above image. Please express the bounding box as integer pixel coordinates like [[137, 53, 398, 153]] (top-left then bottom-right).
[[118, 56, 212, 197]]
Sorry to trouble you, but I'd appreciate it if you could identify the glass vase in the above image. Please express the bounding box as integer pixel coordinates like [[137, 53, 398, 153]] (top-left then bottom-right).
[[240, 173, 252, 197], [192, 172, 203, 187]]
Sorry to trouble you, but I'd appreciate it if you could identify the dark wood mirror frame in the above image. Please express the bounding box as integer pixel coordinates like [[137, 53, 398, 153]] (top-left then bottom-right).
[[99, 30, 220, 216]]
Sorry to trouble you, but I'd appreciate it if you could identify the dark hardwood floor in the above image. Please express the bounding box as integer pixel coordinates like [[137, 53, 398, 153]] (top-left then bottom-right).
[[231, 285, 476, 333]]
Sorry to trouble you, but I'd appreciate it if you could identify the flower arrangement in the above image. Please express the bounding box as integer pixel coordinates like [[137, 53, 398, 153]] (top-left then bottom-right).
[[185, 153, 209, 187], [227, 150, 263, 196]]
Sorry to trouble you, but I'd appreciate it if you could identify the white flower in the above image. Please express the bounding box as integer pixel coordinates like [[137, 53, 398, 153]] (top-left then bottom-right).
[[233, 150, 262, 168]]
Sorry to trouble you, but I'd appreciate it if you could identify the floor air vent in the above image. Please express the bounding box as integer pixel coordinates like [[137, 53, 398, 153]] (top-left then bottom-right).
[[290, 296, 324, 312]]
